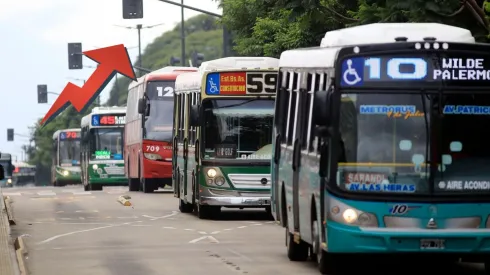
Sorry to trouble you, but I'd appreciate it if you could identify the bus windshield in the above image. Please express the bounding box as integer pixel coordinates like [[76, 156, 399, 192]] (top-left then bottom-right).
[[203, 99, 274, 160], [90, 128, 124, 160], [144, 81, 175, 142], [337, 93, 430, 195], [59, 139, 80, 166]]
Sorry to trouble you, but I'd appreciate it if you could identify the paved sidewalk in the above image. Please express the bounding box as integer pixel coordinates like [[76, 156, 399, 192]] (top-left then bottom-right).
[[0, 188, 18, 275]]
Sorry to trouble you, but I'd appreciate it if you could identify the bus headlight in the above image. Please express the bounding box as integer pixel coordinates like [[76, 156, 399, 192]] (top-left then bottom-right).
[[328, 198, 378, 227], [144, 153, 162, 160], [207, 169, 217, 178], [215, 176, 225, 186], [92, 164, 98, 170], [63, 170, 69, 176], [342, 209, 358, 224], [7, 178, 11, 184]]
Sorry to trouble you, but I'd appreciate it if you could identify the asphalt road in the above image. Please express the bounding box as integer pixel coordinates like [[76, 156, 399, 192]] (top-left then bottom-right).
[[3, 185, 487, 275]]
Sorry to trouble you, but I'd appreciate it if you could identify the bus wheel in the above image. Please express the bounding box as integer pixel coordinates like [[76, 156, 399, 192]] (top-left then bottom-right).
[[83, 184, 89, 192], [90, 184, 103, 191], [197, 204, 219, 220], [286, 227, 308, 261], [484, 261, 490, 275], [265, 206, 274, 220], [128, 178, 139, 191], [312, 219, 333, 274], [179, 199, 193, 213], [142, 179, 154, 193]]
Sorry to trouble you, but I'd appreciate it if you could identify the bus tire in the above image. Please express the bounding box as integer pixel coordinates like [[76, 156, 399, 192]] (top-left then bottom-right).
[[83, 184, 89, 192], [128, 178, 139, 191], [142, 179, 154, 193], [179, 199, 193, 213], [90, 184, 103, 191], [485, 261, 490, 275], [197, 204, 219, 220], [286, 227, 308, 261]]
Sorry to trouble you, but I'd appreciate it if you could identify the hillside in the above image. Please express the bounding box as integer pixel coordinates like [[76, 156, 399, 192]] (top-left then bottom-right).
[[27, 14, 224, 184], [106, 14, 223, 106]]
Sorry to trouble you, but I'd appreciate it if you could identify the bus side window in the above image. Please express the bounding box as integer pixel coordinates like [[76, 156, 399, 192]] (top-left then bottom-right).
[[190, 92, 196, 144], [177, 94, 182, 142], [185, 93, 191, 141], [300, 72, 314, 150], [285, 71, 298, 146]]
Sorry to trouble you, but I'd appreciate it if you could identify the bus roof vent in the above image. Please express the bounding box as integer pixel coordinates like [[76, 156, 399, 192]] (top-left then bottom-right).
[[423, 37, 437, 41], [394, 37, 408, 42], [320, 23, 475, 48], [198, 57, 279, 73]]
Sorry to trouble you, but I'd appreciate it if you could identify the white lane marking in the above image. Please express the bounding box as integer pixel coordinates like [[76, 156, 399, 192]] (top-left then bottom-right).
[[37, 191, 56, 196], [37, 221, 140, 244], [237, 226, 247, 229], [59, 218, 73, 220], [117, 216, 138, 219], [75, 210, 99, 213], [73, 192, 91, 195], [224, 228, 233, 231], [184, 229, 195, 231], [56, 211, 65, 213], [163, 227, 176, 229], [62, 190, 79, 193], [189, 235, 219, 244], [198, 231, 207, 235], [252, 223, 262, 226], [142, 211, 178, 221], [59, 223, 112, 225], [265, 221, 274, 224], [1, 192, 21, 196], [131, 224, 151, 227], [79, 217, 85, 220], [211, 231, 220, 235]]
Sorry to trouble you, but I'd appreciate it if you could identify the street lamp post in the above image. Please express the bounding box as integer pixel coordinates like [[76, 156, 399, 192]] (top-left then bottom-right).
[[114, 23, 165, 75]]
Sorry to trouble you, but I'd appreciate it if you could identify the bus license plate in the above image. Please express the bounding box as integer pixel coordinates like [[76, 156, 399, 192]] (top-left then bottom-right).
[[258, 199, 269, 205], [420, 239, 445, 250], [100, 174, 108, 178]]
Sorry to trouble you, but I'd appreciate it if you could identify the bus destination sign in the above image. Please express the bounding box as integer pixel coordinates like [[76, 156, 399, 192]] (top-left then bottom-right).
[[92, 114, 126, 126], [339, 53, 490, 89], [205, 71, 277, 95], [60, 131, 80, 140]]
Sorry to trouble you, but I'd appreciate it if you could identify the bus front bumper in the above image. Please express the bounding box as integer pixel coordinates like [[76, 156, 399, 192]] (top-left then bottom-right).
[[199, 187, 271, 207], [326, 221, 490, 254]]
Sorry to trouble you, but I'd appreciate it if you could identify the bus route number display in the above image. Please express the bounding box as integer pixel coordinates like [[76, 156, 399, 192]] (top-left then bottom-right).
[[205, 72, 277, 95], [92, 115, 126, 126], [60, 131, 79, 140], [339, 54, 490, 88], [215, 144, 237, 158]]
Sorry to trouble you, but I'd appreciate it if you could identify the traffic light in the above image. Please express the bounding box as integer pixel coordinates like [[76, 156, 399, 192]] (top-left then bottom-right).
[[68, 43, 83, 69], [37, 84, 48, 104], [123, 0, 143, 19], [192, 52, 204, 67], [170, 56, 181, 66], [7, 129, 13, 142]]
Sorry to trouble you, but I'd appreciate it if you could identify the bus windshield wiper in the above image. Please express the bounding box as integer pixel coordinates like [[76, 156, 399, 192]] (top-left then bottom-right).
[[420, 92, 431, 190], [215, 98, 260, 109]]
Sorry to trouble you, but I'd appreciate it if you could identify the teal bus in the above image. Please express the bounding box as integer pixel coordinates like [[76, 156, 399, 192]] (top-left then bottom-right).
[[173, 57, 279, 219], [51, 129, 81, 186], [271, 23, 490, 273], [80, 106, 127, 191]]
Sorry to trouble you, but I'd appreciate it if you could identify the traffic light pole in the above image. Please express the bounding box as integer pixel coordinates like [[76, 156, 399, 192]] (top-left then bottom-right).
[[181, 0, 185, 66], [156, 0, 229, 57]]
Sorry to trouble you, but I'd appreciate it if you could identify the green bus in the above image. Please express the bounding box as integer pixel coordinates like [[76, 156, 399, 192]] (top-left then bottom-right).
[[173, 57, 279, 219], [51, 129, 81, 186], [0, 153, 14, 188], [80, 106, 127, 191]]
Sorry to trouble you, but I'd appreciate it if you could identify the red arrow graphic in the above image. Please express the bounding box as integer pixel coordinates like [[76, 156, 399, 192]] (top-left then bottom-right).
[[40, 44, 137, 126]]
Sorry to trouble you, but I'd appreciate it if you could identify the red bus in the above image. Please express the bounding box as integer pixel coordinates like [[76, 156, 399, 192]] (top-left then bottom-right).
[[125, 66, 197, 193]]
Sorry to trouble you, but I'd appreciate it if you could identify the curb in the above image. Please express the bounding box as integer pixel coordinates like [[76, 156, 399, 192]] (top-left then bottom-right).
[[3, 196, 15, 225], [117, 195, 132, 206], [14, 236, 28, 275]]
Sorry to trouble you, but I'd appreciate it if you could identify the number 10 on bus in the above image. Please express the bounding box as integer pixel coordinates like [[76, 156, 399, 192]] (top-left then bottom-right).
[[364, 57, 428, 80]]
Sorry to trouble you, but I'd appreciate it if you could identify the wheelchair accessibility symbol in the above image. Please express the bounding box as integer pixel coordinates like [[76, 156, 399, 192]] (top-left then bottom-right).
[[341, 58, 363, 87]]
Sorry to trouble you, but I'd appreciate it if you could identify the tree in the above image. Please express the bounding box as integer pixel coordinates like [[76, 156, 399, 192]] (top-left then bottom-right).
[[217, 0, 490, 58]]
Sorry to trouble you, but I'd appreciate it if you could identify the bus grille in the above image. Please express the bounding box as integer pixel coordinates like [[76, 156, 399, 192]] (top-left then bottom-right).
[[104, 166, 124, 175], [227, 174, 270, 190]]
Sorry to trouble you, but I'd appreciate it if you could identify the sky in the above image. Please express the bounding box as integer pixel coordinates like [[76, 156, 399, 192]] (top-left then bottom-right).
[[0, 0, 221, 161]]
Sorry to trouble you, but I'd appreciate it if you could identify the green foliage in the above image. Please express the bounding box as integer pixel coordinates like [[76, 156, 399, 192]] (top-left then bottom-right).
[[28, 14, 224, 179], [219, 0, 490, 57]]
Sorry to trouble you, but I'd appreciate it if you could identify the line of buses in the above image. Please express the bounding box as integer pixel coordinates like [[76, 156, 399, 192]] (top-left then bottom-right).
[[48, 23, 490, 273]]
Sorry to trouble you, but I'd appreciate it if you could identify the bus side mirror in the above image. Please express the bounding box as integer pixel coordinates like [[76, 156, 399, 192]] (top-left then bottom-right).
[[137, 98, 146, 114], [313, 91, 330, 127], [189, 105, 200, 126], [0, 166, 4, 181], [11, 165, 15, 172]]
